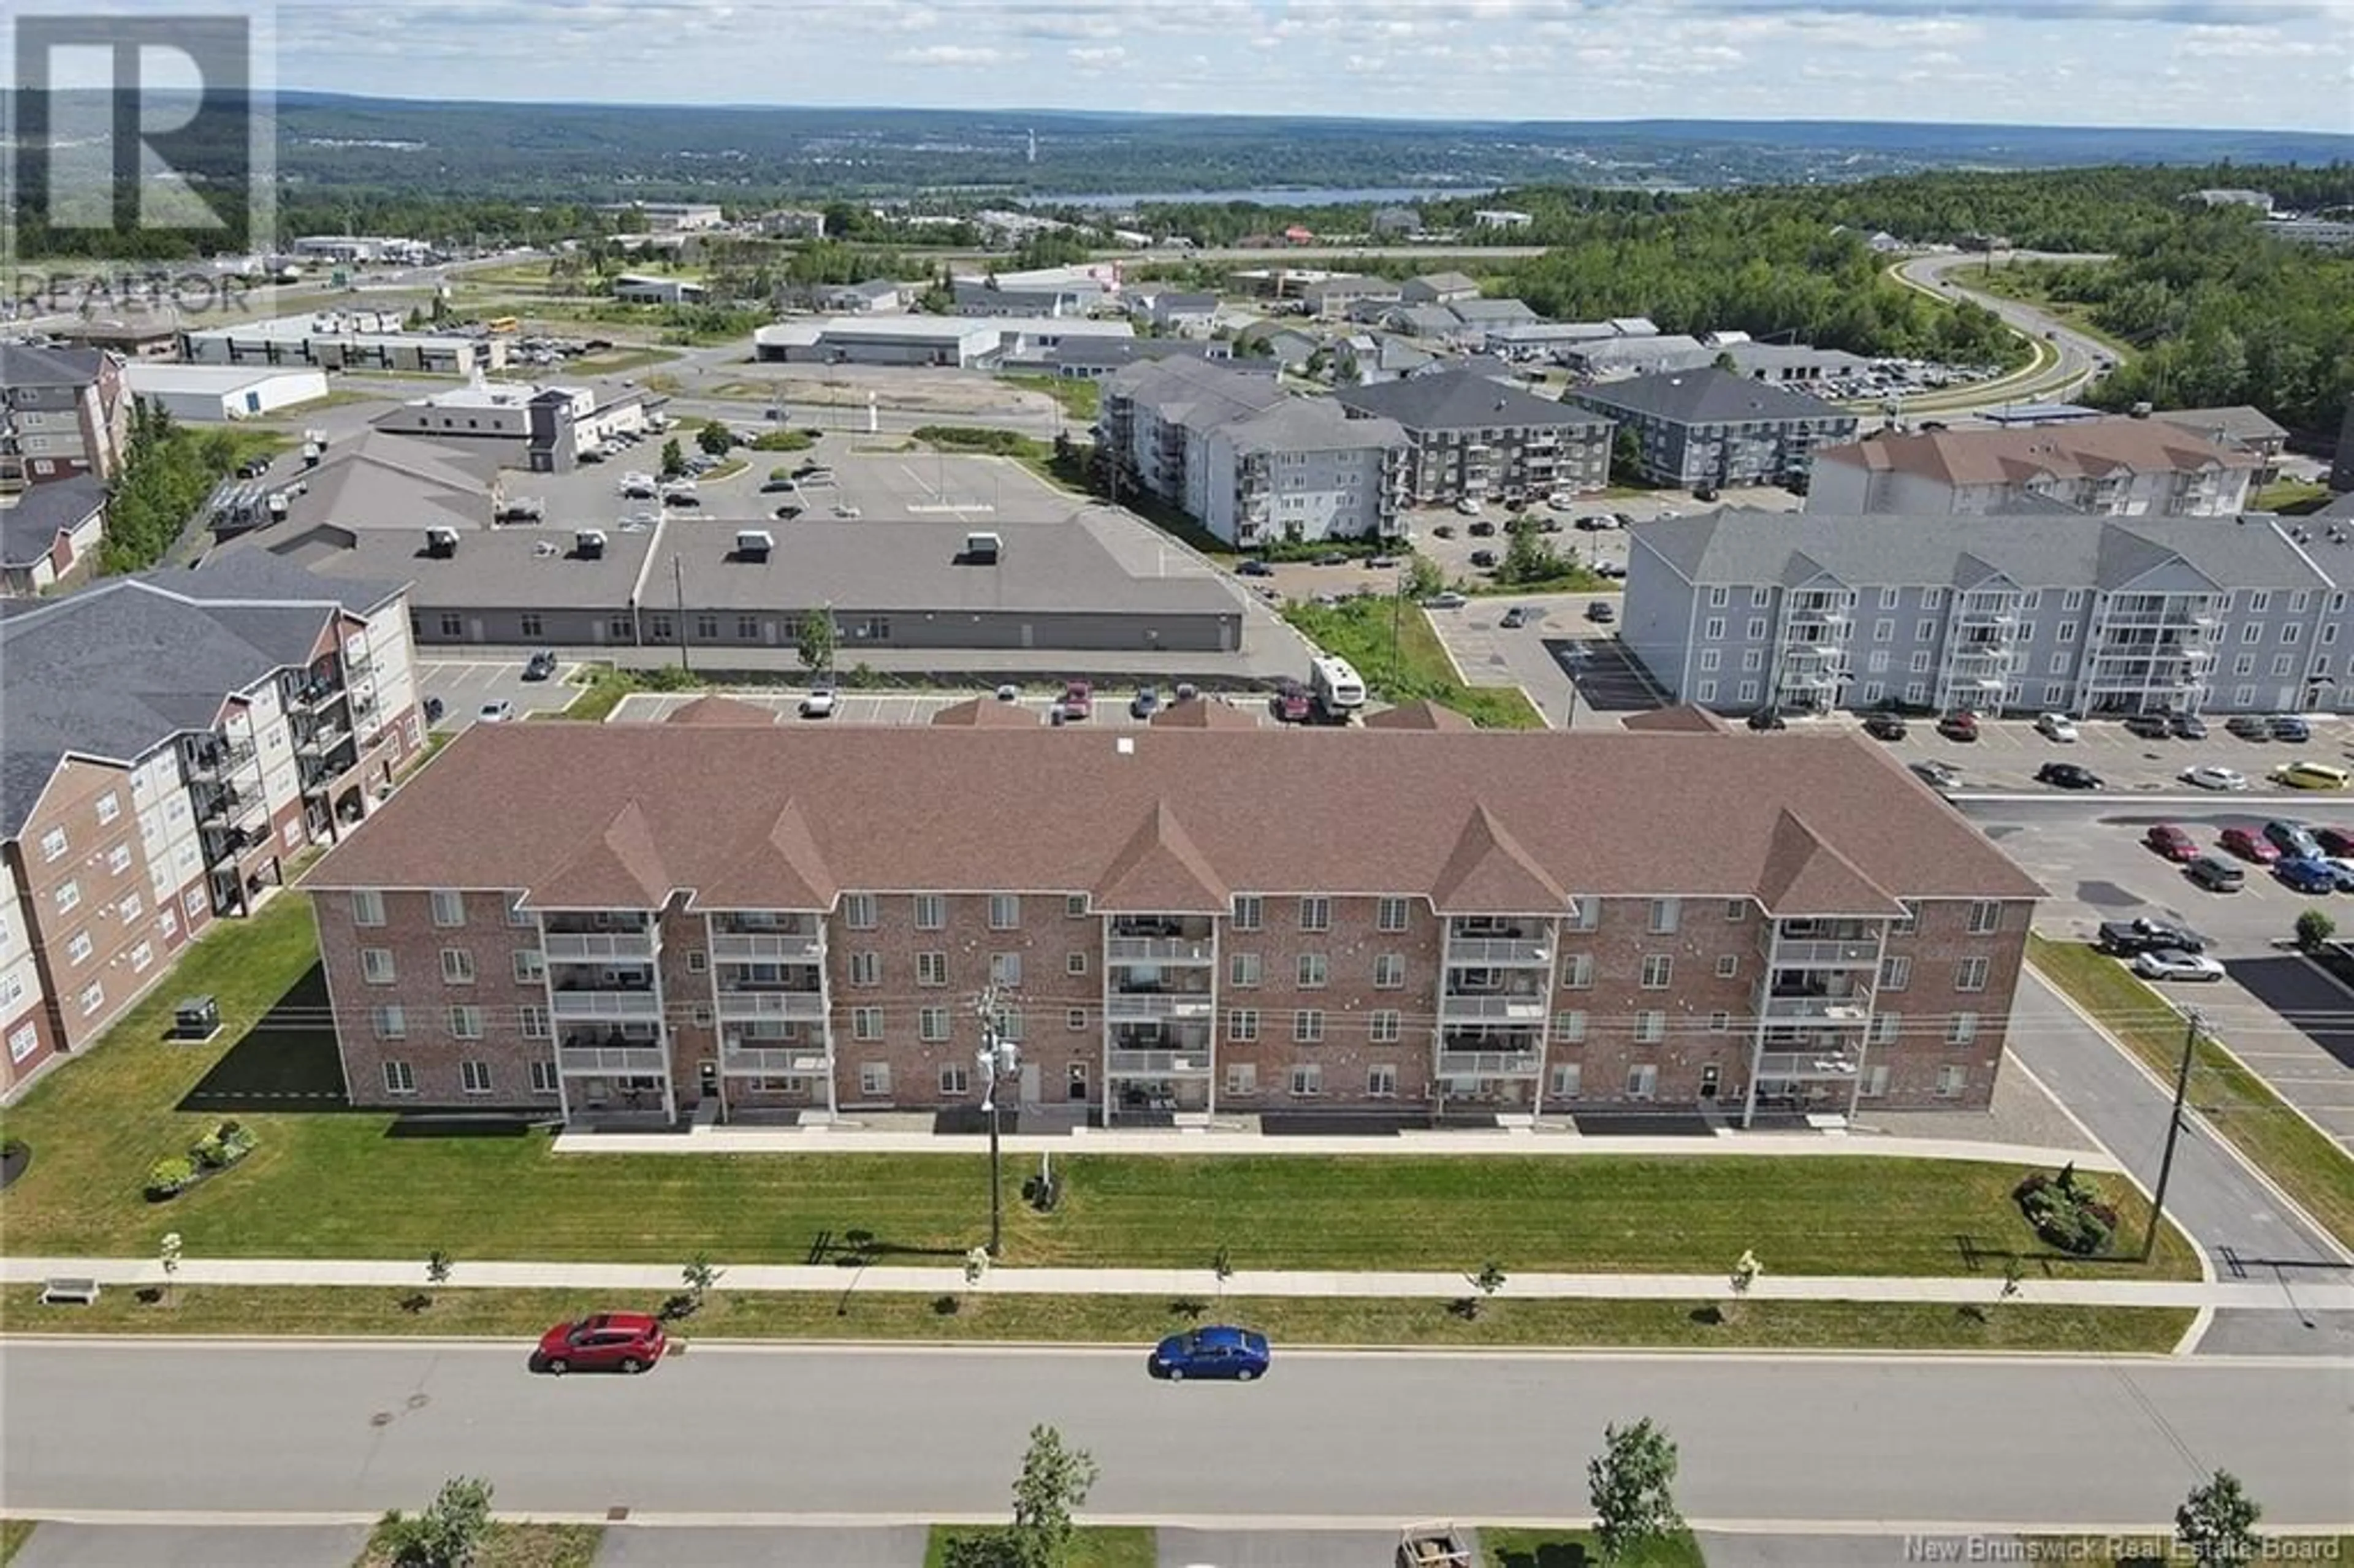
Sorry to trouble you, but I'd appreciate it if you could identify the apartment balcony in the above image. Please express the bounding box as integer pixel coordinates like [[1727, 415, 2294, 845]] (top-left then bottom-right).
[[1105, 989, 1214, 1021], [1761, 934, 1881, 968], [282, 676, 344, 714], [344, 644, 373, 674], [557, 1038, 668, 1075], [1778, 666, 1844, 694], [1107, 1049, 1214, 1078], [548, 984, 663, 1023], [201, 823, 272, 872], [1438, 991, 1547, 1023], [1755, 1049, 1864, 1082], [292, 720, 348, 757], [1758, 990, 1872, 1024], [1106, 935, 1216, 964], [709, 930, 823, 963], [1445, 936, 1552, 966], [713, 987, 828, 1024], [1788, 603, 1851, 629], [1436, 1049, 1543, 1078], [720, 1043, 832, 1077], [195, 784, 261, 828], [541, 929, 657, 961], [184, 740, 256, 783]]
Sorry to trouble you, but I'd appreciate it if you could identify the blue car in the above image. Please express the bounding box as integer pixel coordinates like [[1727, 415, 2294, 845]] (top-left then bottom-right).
[[2276, 857, 2340, 895], [2272, 715, 2312, 743], [1151, 1325, 1271, 1381]]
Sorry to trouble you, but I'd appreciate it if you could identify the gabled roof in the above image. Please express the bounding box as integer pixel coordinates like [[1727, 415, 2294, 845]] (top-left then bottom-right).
[[1814, 417, 2257, 488], [1217, 398, 1404, 456], [693, 799, 836, 910], [0, 342, 107, 389], [1335, 369, 1607, 433], [1362, 699, 1475, 731], [528, 801, 674, 909], [0, 476, 107, 569], [1569, 365, 1845, 426], [1430, 803, 1568, 914], [1091, 800, 1229, 913], [1412, 271, 1479, 293], [1753, 808, 1907, 917], [1149, 699, 1262, 729], [287, 429, 496, 535], [931, 697, 1043, 728], [666, 694, 778, 726]]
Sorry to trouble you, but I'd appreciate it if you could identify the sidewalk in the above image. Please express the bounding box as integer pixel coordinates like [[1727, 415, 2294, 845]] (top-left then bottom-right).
[[8, 1256, 2348, 1312]]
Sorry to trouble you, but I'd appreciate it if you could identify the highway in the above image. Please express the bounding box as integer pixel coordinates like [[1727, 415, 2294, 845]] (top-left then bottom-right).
[[1892, 250, 2114, 413], [4, 1342, 2350, 1526]]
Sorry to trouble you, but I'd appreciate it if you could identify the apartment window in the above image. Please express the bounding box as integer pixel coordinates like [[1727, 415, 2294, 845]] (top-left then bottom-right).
[[1376, 896, 1411, 932], [2233, 653, 2257, 677], [519, 1006, 548, 1040], [939, 1063, 970, 1097], [986, 894, 1019, 929], [430, 890, 465, 928], [2062, 590, 2085, 611], [1704, 617, 1726, 641], [1753, 587, 1770, 608], [1067, 951, 1088, 976], [1634, 1010, 1666, 1043], [1228, 951, 1261, 988], [1746, 617, 1766, 641], [512, 950, 544, 984], [842, 893, 877, 929], [1695, 680, 1718, 701], [1967, 900, 2002, 935], [1625, 1064, 1658, 1100], [685, 949, 707, 975], [1293, 1009, 1324, 1044], [439, 948, 475, 985], [2248, 590, 2271, 613], [1873, 618, 1895, 643], [118, 892, 141, 922], [70, 980, 99, 1018], [7, 1022, 39, 1063], [2272, 654, 2295, 677], [1707, 586, 1730, 608], [914, 894, 946, 930], [1289, 1064, 1322, 1098], [1298, 955, 1333, 995], [1726, 898, 1746, 924], [1908, 651, 1932, 674], [1373, 953, 1406, 989], [1740, 652, 1761, 676], [2240, 623, 2261, 644], [54, 881, 80, 916], [920, 1007, 951, 1043], [1903, 682, 1929, 706], [38, 827, 67, 863], [859, 1063, 891, 1098], [1228, 1008, 1260, 1043], [1066, 894, 1090, 919], [1947, 1010, 1982, 1045], [1369, 1010, 1402, 1045], [1922, 588, 1945, 609], [851, 1007, 883, 1041], [1894, 900, 1921, 937], [1298, 897, 1331, 932], [1553, 1010, 1588, 1045], [530, 1060, 558, 1094], [1640, 954, 1673, 989], [1226, 1063, 1258, 1097], [446, 1005, 483, 1040], [520, 612, 547, 639], [130, 940, 153, 973], [848, 952, 880, 988], [1859, 1064, 1890, 1100], [94, 791, 120, 826], [2048, 652, 2073, 676], [1549, 1062, 1583, 1100], [1737, 680, 1759, 704], [1067, 1008, 1087, 1031], [1232, 895, 1263, 931], [1879, 587, 1900, 610], [1355, 1063, 1395, 1098], [373, 1005, 407, 1040], [1956, 956, 1990, 993], [990, 953, 1023, 988], [460, 1060, 493, 1095], [2290, 590, 2311, 614], [361, 948, 396, 985], [910, 951, 948, 989], [383, 1061, 417, 1096], [1916, 620, 1937, 641], [1935, 1064, 1968, 1099], [1880, 956, 1911, 992], [1697, 653, 1720, 675], [1559, 953, 1593, 989], [2282, 623, 2303, 645], [2057, 621, 2077, 643], [1648, 898, 1680, 934], [65, 931, 94, 965], [1715, 954, 1739, 980]]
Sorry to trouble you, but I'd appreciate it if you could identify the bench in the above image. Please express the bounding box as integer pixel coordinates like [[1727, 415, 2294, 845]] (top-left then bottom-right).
[[40, 1277, 101, 1306]]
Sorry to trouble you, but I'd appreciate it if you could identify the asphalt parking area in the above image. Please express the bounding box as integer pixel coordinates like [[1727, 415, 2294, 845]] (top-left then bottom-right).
[[1547, 633, 1667, 717], [413, 657, 582, 729], [1842, 712, 2354, 797], [2214, 953, 2354, 1152]]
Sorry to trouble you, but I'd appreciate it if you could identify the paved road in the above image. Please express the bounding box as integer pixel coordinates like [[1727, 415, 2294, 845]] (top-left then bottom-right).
[[1892, 251, 2113, 413], [6, 1342, 2351, 1526]]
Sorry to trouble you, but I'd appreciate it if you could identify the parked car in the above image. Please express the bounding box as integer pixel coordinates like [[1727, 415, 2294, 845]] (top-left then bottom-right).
[[772, 504, 804, 520], [1469, 549, 1498, 569], [522, 650, 557, 682], [422, 696, 445, 725], [1422, 592, 1468, 610], [2179, 765, 2249, 792], [994, 683, 1021, 703], [1537, 517, 1564, 534], [1468, 520, 1496, 538], [2317, 827, 2354, 858], [476, 699, 514, 724], [1150, 1325, 1271, 1382], [1693, 484, 1719, 503], [1314, 552, 1351, 567], [2121, 714, 2169, 740], [1454, 498, 1482, 517], [2271, 715, 2312, 744], [2219, 827, 2280, 863], [535, 1312, 666, 1375], [798, 687, 837, 719], [2098, 916, 2207, 956], [2035, 761, 2104, 791], [1862, 712, 1908, 742], [1936, 712, 1980, 742], [2185, 854, 2246, 892], [1745, 709, 1786, 732], [1270, 682, 1312, 723], [235, 457, 270, 479], [2143, 824, 2201, 862], [2272, 761, 2349, 791], [2226, 714, 2274, 740], [2035, 713, 2079, 743], [1130, 688, 1160, 720], [2276, 858, 2342, 895], [1059, 680, 1093, 719], [2169, 714, 2209, 740], [1236, 560, 1274, 577], [1431, 525, 1457, 539], [2131, 949, 2227, 983], [2264, 820, 2324, 861], [758, 478, 797, 493], [1547, 493, 1576, 512], [1910, 759, 1961, 788], [1584, 602, 1615, 623], [1499, 606, 1529, 628]]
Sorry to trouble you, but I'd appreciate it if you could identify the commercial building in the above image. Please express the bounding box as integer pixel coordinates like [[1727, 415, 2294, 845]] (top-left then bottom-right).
[[291, 236, 435, 266], [180, 311, 508, 376], [0, 553, 424, 1096], [1129, 290, 1220, 336], [753, 315, 1133, 368], [370, 381, 652, 473], [0, 343, 129, 492], [1401, 272, 1480, 305], [612, 275, 708, 305], [1720, 343, 1876, 386], [1042, 337, 1245, 381], [124, 363, 329, 422], [1298, 275, 1401, 319], [1560, 334, 1715, 378], [1570, 367, 1857, 489], [814, 280, 905, 314], [0, 477, 107, 598], [603, 202, 726, 232], [1623, 509, 2348, 719], [1808, 416, 2257, 518], [759, 210, 828, 239], [1335, 370, 1613, 504], [301, 720, 2040, 1127]]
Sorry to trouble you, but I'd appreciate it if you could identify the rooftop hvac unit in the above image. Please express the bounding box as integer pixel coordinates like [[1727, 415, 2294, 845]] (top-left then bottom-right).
[[575, 528, 607, 559], [964, 530, 1002, 563], [734, 529, 774, 561], [424, 527, 460, 558]]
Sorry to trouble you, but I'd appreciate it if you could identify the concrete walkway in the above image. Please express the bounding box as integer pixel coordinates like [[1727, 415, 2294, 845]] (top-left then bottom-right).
[[8, 1256, 2348, 1312]]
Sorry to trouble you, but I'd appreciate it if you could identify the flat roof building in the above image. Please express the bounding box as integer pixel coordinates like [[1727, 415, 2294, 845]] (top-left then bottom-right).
[[180, 311, 507, 376], [753, 315, 1133, 368], [124, 363, 329, 422]]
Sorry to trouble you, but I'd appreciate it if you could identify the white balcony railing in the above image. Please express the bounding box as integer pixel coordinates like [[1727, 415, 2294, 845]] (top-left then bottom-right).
[[1771, 938, 1881, 967], [548, 989, 664, 1021], [1106, 936, 1216, 964], [1446, 937, 1552, 966], [1107, 1049, 1214, 1076], [1105, 992, 1214, 1021], [709, 932, 822, 963], [557, 1045, 666, 1075], [720, 1046, 832, 1076], [541, 931, 656, 961], [1439, 993, 1547, 1022], [1759, 994, 1870, 1023], [1756, 1051, 1862, 1081], [713, 990, 828, 1022]]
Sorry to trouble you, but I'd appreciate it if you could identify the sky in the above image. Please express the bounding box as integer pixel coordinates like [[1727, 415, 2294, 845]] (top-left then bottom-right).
[[258, 0, 2354, 132]]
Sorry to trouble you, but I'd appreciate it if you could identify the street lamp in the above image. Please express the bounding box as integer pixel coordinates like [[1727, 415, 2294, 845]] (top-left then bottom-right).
[[975, 985, 1022, 1258]]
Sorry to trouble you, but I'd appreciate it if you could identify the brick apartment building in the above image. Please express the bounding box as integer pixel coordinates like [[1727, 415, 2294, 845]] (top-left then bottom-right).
[[302, 716, 2041, 1128], [0, 554, 424, 1097], [0, 343, 130, 493]]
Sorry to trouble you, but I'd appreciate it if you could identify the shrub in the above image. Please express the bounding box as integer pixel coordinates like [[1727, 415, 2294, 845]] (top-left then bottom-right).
[[751, 429, 814, 452], [145, 1156, 196, 1199], [191, 1136, 229, 1170], [2015, 1166, 2116, 1256]]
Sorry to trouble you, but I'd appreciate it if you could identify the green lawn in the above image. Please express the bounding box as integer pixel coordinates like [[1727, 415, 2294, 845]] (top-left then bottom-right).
[[0, 1521, 34, 1567], [1484, 1527, 1707, 1568], [926, 1526, 1154, 1568], [535, 664, 707, 722], [2252, 479, 2333, 516], [0, 1283, 2191, 1355], [2031, 935, 2354, 1252], [2021, 1539, 2353, 1568], [357, 1521, 601, 1568], [997, 373, 1102, 424], [1286, 596, 1550, 729]]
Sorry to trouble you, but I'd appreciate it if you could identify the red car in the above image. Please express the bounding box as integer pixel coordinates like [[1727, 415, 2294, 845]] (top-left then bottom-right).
[[1270, 682, 1312, 723], [1937, 712, 1980, 742], [2219, 827, 2280, 864], [2144, 824, 2200, 862], [2318, 826, 2354, 858], [535, 1312, 666, 1374], [1059, 680, 1093, 720]]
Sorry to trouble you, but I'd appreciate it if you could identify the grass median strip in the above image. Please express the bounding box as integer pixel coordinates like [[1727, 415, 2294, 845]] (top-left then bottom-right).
[[0, 1285, 2193, 1355], [927, 1525, 1152, 1568], [2030, 935, 2354, 1252], [1484, 1526, 1707, 1567], [0, 1521, 33, 1567], [357, 1521, 600, 1568]]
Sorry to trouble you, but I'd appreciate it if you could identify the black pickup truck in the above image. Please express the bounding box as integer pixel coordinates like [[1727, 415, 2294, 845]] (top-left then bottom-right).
[[2096, 916, 2209, 957]]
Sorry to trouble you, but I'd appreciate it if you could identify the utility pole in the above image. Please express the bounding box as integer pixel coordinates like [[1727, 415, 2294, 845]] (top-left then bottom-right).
[[2143, 1008, 2203, 1262], [974, 982, 1020, 1258], [673, 557, 691, 674]]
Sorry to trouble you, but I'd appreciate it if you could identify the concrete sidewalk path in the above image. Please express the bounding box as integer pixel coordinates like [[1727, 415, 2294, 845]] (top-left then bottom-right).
[[7, 1256, 2348, 1312]]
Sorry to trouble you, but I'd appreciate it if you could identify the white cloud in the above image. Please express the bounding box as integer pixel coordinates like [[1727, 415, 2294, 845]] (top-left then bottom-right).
[[1067, 44, 1127, 65], [888, 43, 1019, 66]]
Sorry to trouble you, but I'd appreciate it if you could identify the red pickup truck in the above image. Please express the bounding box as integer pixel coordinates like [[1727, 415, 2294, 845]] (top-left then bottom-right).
[[1059, 680, 1093, 719]]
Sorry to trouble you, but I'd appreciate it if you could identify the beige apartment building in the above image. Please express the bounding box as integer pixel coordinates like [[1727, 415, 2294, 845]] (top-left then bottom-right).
[[302, 714, 2041, 1129]]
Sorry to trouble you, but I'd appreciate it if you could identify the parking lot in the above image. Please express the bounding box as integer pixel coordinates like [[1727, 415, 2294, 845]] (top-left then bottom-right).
[[611, 686, 1281, 728], [414, 656, 584, 729], [1865, 711, 2354, 797]]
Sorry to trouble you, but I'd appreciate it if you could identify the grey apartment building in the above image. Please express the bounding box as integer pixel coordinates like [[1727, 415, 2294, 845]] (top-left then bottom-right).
[[1569, 367, 1857, 489], [302, 718, 2040, 1131], [1623, 510, 2350, 720], [1334, 370, 1614, 504]]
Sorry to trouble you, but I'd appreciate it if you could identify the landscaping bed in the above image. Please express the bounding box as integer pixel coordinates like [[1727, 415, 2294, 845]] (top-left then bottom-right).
[[355, 1520, 600, 1568], [1284, 597, 1545, 730]]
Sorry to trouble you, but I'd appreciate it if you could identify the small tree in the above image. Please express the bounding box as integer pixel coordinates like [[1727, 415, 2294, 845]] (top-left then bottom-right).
[[1213, 1244, 1233, 1303], [796, 606, 837, 677], [1458, 1259, 1507, 1319], [375, 1475, 495, 1568], [659, 436, 685, 478], [158, 1231, 183, 1305], [422, 1250, 452, 1306], [2176, 1469, 2261, 1568], [1588, 1418, 1685, 1564], [1727, 1249, 1762, 1314], [1010, 1423, 1099, 1568], [1999, 1257, 2024, 1304], [1610, 426, 1644, 485], [2295, 908, 2336, 952], [696, 419, 734, 457], [964, 1246, 991, 1298], [682, 1253, 723, 1312]]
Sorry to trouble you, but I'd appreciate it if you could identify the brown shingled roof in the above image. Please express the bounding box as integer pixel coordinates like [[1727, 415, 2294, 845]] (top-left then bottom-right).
[[1816, 417, 2255, 487], [1150, 698, 1263, 730], [303, 727, 2042, 914], [1362, 700, 1476, 732], [1753, 809, 1905, 917], [697, 799, 837, 911], [931, 697, 1043, 728], [664, 694, 779, 726], [1430, 804, 1567, 913], [1091, 801, 1229, 912], [1620, 706, 1733, 734]]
